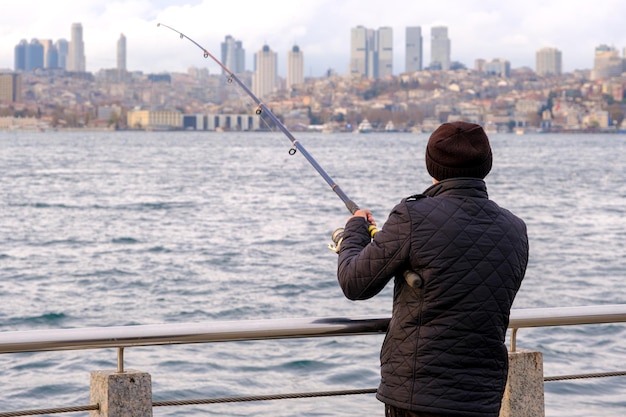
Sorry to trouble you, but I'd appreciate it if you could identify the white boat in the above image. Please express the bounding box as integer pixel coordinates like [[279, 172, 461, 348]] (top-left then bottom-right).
[[384, 120, 398, 132], [355, 118, 373, 133]]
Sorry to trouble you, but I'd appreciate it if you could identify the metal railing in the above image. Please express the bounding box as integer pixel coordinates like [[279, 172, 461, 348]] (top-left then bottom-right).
[[1, 304, 626, 417]]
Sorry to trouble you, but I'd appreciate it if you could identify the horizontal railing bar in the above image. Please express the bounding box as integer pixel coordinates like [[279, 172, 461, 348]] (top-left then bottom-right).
[[508, 304, 626, 328], [0, 317, 390, 354], [1, 305, 626, 355]]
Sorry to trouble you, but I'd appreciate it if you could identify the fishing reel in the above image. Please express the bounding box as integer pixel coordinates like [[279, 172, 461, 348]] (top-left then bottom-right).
[[328, 227, 345, 253], [328, 227, 423, 288]]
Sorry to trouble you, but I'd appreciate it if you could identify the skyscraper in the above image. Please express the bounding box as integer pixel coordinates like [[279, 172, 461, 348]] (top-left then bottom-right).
[[117, 34, 127, 72], [287, 45, 304, 88], [14, 40, 27, 71], [20, 39, 44, 71], [56, 39, 69, 70], [376, 27, 393, 77], [350, 26, 393, 78], [252, 44, 277, 99], [68, 23, 86, 72], [406, 26, 423, 73], [42, 40, 59, 69], [350, 26, 373, 77], [536, 47, 562, 76], [221, 35, 246, 74], [430, 26, 450, 70]]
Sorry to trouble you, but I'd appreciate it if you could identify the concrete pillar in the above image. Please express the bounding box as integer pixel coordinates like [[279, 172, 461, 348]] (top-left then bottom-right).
[[499, 349, 545, 417], [90, 370, 152, 417]]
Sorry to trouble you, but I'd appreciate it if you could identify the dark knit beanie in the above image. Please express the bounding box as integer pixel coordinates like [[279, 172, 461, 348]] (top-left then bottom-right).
[[425, 121, 493, 180]]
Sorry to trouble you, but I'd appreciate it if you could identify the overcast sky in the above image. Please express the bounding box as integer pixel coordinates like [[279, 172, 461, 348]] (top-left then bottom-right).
[[2, 0, 626, 77]]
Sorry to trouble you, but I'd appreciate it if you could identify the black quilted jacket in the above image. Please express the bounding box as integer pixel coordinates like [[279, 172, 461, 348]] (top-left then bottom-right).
[[337, 178, 529, 417]]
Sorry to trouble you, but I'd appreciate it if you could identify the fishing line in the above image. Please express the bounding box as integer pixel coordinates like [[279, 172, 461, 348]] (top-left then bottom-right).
[[157, 23, 422, 287]]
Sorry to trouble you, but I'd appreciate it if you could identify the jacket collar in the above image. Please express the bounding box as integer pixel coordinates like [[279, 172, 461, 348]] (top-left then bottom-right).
[[423, 177, 489, 199]]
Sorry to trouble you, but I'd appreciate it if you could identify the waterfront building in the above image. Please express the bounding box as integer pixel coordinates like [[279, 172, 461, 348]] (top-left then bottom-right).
[[221, 35, 246, 74], [127, 109, 183, 130], [430, 26, 450, 70], [68, 23, 86, 72], [350, 25, 393, 78], [252, 44, 277, 99], [287, 45, 304, 88], [405, 26, 423, 73], [536, 47, 562, 76]]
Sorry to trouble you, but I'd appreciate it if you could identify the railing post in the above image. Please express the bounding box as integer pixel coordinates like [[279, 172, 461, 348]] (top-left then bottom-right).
[[90, 369, 153, 417], [499, 349, 545, 417]]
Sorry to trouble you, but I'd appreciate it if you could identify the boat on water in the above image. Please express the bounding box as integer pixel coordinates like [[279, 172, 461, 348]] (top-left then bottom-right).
[[355, 118, 373, 133], [384, 120, 398, 132]]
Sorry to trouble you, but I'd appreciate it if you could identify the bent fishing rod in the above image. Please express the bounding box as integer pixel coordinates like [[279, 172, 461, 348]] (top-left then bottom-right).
[[158, 23, 361, 214], [157, 23, 421, 287]]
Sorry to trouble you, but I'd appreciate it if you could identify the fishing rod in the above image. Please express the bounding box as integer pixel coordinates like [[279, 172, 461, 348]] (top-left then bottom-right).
[[157, 23, 421, 287]]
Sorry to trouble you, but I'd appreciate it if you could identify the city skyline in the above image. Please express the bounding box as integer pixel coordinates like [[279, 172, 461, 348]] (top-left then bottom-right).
[[10, 23, 626, 83], [2, 0, 626, 76]]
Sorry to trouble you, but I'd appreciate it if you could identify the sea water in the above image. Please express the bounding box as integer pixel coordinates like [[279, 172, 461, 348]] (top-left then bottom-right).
[[0, 130, 625, 416]]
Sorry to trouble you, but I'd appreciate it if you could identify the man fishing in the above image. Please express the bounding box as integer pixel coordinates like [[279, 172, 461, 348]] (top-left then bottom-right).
[[336, 121, 529, 417]]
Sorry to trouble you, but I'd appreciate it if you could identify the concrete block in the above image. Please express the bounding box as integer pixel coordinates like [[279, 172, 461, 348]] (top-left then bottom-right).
[[90, 369, 152, 417], [499, 349, 545, 417]]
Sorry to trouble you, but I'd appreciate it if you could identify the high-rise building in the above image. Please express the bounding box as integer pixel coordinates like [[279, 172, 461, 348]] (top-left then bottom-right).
[[25, 39, 44, 71], [0, 73, 22, 102], [117, 34, 127, 72], [376, 27, 393, 77], [430, 26, 450, 70], [350, 26, 373, 77], [221, 35, 246, 74], [405, 26, 423, 73], [40, 40, 54, 69], [14, 39, 45, 71], [591, 44, 623, 80], [42, 40, 59, 69], [287, 45, 304, 88], [68, 23, 86, 72], [350, 25, 393, 78], [56, 39, 69, 70], [536, 47, 562, 76], [14, 40, 27, 71], [252, 44, 277, 99]]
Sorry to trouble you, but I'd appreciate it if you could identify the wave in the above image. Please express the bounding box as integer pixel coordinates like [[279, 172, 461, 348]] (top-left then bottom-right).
[[8, 201, 198, 211]]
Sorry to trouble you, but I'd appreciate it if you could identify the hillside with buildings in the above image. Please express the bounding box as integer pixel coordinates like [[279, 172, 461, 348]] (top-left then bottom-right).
[[1, 22, 625, 132]]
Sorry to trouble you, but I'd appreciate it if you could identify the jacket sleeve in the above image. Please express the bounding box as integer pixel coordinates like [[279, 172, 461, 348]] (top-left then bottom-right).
[[337, 202, 412, 300]]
